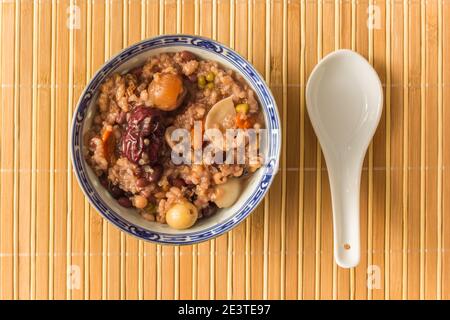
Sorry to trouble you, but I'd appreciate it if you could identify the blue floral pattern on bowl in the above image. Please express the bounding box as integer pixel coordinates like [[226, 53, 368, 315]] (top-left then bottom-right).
[[71, 35, 281, 245]]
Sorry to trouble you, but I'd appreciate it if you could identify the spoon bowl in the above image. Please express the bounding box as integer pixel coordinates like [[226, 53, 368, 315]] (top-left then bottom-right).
[[306, 49, 383, 268]]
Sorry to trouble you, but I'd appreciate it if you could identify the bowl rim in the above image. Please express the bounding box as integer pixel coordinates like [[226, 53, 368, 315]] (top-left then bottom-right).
[[70, 34, 281, 245]]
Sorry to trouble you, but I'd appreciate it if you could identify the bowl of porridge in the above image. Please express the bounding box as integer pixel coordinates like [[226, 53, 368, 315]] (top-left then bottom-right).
[[71, 35, 280, 244]]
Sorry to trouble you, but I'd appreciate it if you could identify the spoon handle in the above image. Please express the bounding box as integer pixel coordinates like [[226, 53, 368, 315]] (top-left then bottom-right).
[[328, 159, 362, 268]]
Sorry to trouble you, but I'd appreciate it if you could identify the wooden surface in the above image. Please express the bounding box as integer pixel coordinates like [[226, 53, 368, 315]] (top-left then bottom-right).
[[0, 0, 449, 300]]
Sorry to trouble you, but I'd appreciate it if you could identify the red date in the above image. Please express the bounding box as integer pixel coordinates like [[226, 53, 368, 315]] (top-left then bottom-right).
[[121, 106, 164, 164]]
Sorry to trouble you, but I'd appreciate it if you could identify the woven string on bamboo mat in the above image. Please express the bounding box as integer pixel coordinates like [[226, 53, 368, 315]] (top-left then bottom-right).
[[0, 0, 449, 300]]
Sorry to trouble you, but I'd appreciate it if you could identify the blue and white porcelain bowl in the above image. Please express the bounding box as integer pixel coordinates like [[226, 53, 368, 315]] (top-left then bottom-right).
[[71, 35, 281, 245]]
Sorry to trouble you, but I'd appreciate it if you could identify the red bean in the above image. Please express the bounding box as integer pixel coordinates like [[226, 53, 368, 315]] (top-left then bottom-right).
[[99, 175, 109, 189], [136, 177, 150, 188], [201, 202, 218, 218], [179, 50, 196, 62], [131, 66, 143, 78], [118, 197, 132, 208], [171, 178, 186, 188], [140, 188, 152, 200], [100, 176, 125, 199], [147, 165, 163, 183], [109, 184, 125, 199], [116, 111, 127, 124]]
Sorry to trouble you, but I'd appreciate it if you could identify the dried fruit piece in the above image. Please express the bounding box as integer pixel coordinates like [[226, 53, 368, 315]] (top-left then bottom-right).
[[148, 73, 186, 111], [166, 201, 198, 230], [121, 106, 164, 164], [204, 96, 236, 131], [213, 178, 241, 208]]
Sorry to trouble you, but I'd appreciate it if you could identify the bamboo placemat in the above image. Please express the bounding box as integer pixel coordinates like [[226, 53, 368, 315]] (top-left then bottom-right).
[[0, 0, 449, 300]]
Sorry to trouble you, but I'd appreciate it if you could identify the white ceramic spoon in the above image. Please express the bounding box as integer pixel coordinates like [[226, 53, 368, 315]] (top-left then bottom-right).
[[306, 50, 383, 268]]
